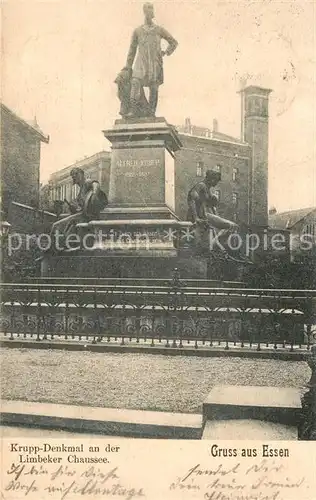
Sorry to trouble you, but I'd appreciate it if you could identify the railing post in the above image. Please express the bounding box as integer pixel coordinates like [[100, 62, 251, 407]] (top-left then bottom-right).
[[300, 344, 316, 440], [166, 268, 187, 348], [36, 286, 41, 341], [64, 287, 69, 340]]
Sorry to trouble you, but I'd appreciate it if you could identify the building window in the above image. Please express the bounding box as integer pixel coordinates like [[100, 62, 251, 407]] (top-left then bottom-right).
[[214, 164, 222, 173], [303, 223, 316, 237], [196, 161, 204, 177], [254, 98, 261, 115], [232, 167, 238, 182], [232, 192, 238, 205]]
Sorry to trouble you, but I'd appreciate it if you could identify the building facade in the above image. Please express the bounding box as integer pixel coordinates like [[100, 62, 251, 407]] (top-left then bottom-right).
[[269, 207, 316, 259], [1, 103, 49, 210], [49, 151, 111, 206], [48, 85, 271, 226], [175, 122, 251, 224]]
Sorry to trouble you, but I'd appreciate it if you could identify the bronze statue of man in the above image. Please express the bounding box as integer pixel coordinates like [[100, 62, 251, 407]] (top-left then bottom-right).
[[187, 170, 237, 231], [50, 168, 108, 249], [119, 2, 178, 118], [187, 170, 239, 257]]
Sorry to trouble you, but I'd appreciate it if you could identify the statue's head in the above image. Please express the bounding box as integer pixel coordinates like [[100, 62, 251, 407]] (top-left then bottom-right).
[[70, 167, 85, 185], [143, 2, 155, 22], [205, 170, 221, 187]]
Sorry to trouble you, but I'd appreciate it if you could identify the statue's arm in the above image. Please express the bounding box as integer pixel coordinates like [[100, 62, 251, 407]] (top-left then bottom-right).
[[68, 199, 81, 213], [126, 29, 138, 69], [65, 199, 79, 214], [160, 27, 178, 56]]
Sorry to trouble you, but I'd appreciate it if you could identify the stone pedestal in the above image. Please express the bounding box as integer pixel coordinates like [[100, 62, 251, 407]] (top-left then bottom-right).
[[41, 253, 208, 279], [41, 218, 208, 279], [103, 118, 181, 215]]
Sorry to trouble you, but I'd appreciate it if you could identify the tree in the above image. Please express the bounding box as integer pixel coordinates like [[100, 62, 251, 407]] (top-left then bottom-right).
[[39, 183, 53, 212]]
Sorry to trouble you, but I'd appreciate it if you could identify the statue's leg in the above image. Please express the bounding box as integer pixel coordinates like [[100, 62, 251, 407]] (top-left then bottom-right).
[[129, 78, 142, 117], [206, 212, 237, 231], [139, 86, 151, 117], [210, 225, 253, 266], [194, 223, 210, 255], [64, 213, 82, 236], [50, 216, 70, 252], [149, 84, 159, 116], [50, 213, 83, 252], [117, 83, 130, 117]]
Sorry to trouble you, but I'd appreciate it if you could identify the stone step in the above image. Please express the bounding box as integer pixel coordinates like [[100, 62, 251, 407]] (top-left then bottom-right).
[[1, 400, 202, 439], [100, 206, 178, 221], [202, 419, 298, 440], [203, 385, 302, 426]]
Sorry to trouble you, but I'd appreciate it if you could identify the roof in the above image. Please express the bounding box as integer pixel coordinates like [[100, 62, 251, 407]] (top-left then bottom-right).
[[238, 85, 273, 95], [269, 207, 316, 229], [1, 102, 49, 143], [49, 151, 111, 182], [176, 125, 248, 146]]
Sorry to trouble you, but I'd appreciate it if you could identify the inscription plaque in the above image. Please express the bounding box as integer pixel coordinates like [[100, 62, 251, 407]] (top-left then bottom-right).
[[109, 147, 166, 205]]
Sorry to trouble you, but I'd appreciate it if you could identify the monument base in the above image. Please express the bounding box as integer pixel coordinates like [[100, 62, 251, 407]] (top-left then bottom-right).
[[41, 216, 209, 279], [103, 118, 181, 213], [40, 252, 207, 279], [40, 213, 247, 281]]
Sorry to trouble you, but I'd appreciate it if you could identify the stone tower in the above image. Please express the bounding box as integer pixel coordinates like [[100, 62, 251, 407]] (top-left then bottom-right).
[[240, 86, 272, 227]]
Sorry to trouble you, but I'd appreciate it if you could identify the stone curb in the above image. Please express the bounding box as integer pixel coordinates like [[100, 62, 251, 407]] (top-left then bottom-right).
[[0, 400, 203, 440], [0, 339, 310, 361]]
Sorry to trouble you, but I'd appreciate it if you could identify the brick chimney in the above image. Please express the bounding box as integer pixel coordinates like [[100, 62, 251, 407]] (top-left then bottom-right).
[[184, 117, 191, 134], [212, 118, 218, 133], [239, 85, 272, 227]]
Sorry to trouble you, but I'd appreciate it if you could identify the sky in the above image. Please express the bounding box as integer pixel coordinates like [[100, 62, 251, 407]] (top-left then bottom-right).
[[1, 0, 315, 212]]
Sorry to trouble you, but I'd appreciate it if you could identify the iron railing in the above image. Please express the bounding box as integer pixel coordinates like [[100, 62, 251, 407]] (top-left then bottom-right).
[[0, 280, 315, 352]]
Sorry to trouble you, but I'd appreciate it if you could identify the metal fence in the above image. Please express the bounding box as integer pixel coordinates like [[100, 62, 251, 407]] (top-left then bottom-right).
[[0, 280, 315, 352]]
